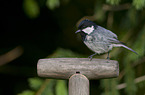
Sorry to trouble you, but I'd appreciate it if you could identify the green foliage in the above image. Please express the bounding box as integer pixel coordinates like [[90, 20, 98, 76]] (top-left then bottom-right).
[[132, 26, 145, 58], [18, 90, 35, 95], [133, 0, 145, 10], [18, 78, 44, 95], [121, 25, 145, 95], [94, 1, 106, 22], [41, 80, 55, 95], [121, 27, 145, 94], [106, 0, 120, 5], [128, 8, 138, 27], [124, 61, 137, 95], [101, 79, 111, 95], [22, 0, 145, 19], [56, 80, 67, 95], [23, 0, 40, 19], [125, 26, 145, 62], [46, 0, 60, 10], [18, 78, 55, 95], [137, 77, 145, 88], [49, 48, 85, 58], [110, 79, 120, 95], [101, 79, 119, 95], [28, 77, 44, 90]]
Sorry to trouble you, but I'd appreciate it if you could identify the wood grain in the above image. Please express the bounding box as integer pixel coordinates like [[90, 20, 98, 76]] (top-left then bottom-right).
[[69, 74, 89, 95], [37, 58, 119, 80]]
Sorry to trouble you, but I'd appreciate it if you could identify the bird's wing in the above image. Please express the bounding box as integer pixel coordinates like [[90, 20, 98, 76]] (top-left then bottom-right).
[[94, 26, 118, 39], [107, 38, 124, 44], [90, 25, 125, 45]]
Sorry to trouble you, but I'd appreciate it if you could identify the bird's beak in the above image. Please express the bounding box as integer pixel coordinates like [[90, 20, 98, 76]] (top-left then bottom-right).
[[75, 30, 81, 33]]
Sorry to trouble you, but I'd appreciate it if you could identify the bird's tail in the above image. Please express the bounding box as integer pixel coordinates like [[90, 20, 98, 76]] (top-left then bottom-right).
[[121, 44, 138, 55]]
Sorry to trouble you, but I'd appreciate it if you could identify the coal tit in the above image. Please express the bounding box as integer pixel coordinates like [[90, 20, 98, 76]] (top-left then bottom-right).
[[75, 19, 138, 60]]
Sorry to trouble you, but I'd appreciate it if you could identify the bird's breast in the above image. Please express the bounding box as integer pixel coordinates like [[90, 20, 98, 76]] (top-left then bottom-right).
[[84, 35, 110, 54]]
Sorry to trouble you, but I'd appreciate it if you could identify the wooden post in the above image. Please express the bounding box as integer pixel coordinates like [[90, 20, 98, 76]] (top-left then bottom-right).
[[69, 74, 89, 95], [37, 58, 119, 95]]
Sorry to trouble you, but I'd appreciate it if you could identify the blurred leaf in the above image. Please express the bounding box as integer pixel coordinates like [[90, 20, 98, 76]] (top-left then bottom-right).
[[128, 8, 138, 27], [56, 80, 67, 95], [133, 26, 145, 57], [110, 79, 119, 95], [124, 63, 137, 95], [49, 48, 85, 58], [46, 0, 60, 10], [133, 0, 145, 10], [106, 0, 120, 5], [94, 1, 105, 22], [124, 54, 137, 95], [23, 0, 40, 19], [18, 90, 35, 95], [101, 79, 111, 95], [126, 25, 145, 61], [41, 79, 55, 95], [28, 77, 44, 90], [137, 78, 145, 88], [101, 79, 119, 95]]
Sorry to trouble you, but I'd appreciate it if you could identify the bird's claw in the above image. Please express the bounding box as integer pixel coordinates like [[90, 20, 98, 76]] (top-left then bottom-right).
[[106, 56, 110, 60], [88, 55, 93, 61], [88, 53, 96, 61]]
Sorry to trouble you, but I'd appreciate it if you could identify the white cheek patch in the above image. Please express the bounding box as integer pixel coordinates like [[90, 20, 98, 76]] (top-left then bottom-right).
[[82, 26, 94, 34]]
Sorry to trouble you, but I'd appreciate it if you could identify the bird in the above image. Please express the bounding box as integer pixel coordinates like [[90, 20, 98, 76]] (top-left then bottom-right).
[[75, 19, 138, 60]]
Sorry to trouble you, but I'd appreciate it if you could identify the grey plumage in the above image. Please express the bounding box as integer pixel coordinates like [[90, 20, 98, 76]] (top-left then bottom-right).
[[76, 19, 138, 60]]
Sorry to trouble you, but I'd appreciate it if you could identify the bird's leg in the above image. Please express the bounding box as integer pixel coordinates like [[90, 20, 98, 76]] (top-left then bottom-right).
[[88, 53, 97, 61], [106, 51, 110, 60]]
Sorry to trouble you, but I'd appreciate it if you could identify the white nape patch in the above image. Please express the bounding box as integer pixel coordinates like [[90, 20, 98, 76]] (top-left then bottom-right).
[[82, 26, 94, 34]]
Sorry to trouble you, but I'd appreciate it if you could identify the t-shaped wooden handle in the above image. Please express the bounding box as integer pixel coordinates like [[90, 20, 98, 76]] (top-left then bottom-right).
[[37, 58, 119, 80]]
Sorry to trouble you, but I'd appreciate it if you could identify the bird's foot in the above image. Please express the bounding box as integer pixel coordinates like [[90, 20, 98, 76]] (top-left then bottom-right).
[[88, 53, 96, 61], [88, 55, 93, 61], [106, 51, 110, 61], [106, 56, 110, 63], [106, 56, 110, 60]]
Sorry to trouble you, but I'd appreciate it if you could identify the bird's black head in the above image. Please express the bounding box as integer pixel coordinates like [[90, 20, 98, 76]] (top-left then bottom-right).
[[78, 19, 96, 30], [75, 19, 97, 35]]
